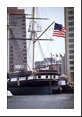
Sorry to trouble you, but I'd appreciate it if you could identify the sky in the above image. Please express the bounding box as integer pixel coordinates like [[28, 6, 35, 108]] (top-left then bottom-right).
[[20, 7, 65, 68]]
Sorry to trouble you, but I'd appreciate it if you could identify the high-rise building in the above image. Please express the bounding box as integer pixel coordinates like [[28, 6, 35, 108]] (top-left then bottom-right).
[[7, 7, 27, 72], [64, 7, 74, 82], [61, 55, 65, 75]]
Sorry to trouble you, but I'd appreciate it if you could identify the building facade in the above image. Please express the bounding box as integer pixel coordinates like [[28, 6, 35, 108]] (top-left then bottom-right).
[[64, 7, 74, 82], [7, 7, 27, 72], [35, 57, 61, 75], [61, 55, 65, 75]]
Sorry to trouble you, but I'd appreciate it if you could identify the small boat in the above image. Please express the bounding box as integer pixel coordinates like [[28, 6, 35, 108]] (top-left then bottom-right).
[[7, 90, 13, 96]]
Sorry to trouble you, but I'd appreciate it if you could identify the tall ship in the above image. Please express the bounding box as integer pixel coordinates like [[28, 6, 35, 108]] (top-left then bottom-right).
[[7, 7, 74, 95]]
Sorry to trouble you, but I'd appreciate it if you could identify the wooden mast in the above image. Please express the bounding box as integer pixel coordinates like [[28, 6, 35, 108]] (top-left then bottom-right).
[[32, 7, 35, 78]]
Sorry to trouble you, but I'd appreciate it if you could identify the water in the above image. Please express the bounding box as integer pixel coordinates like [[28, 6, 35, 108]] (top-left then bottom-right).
[[7, 94, 74, 109]]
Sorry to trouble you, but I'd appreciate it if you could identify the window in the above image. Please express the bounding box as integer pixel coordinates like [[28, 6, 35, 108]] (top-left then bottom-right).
[[22, 23, 25, 26], [23, 53, 27, 56], [68, 10, 74, 14], [69, 28, 74, 31], [69, 50, 74, 53], [24, 45, 26, 48], [22, 16, 25, 19], [23, 42, 26, 44], [10, 46, 13, 49], [69, 33, 74, 37], [10, 57, 13, 60], [69, 39, 74, 42], [10, 49, 13, 52], [68, 7, 74, 9], [70, 66, 74, 70], [23, 34, 26, 37], [22, 27, 25, 29], [10, 65, 14, 68], [23, 60, 27, 63], [24, 57, 27, 59], [69, 22, 74, 26], [69, 44, 74, 48], [10, 21, 17, 26], [10, 61, 13, 63], [15, 16, 21, 19], [69, 61, 74, 64], [23, 31, 26, 33], [69, 55, 74, 59], [11, 53, 13, 56], [22, 20, 25, 22], [10, 65, 14, 71], [23, 49, 26, 52], [68, 16, 74, 20]]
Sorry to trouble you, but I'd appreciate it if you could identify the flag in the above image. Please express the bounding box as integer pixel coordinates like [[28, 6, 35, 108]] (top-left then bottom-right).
[[53, 23, 66, 38]]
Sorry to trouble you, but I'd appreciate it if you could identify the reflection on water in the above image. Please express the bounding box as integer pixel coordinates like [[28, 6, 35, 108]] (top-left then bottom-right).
[[7, 94, 74, 109]]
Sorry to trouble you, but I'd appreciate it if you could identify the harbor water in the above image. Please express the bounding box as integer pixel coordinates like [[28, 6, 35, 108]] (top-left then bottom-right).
[[7, 94, 74, 109]]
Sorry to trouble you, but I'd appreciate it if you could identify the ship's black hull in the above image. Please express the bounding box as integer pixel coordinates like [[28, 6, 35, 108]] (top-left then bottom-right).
[[7, 79, 74, 95], [8, 86, 53, 95]]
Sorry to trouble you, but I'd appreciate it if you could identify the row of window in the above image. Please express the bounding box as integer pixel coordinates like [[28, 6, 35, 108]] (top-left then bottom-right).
[[23, 34, 26, 37], [10, 56, 27, 60], [10, 45, 26, 49], [10, 21, 17, 26], [11, 23, 25, 26], [22, 27, 26, 29], [10, 15, 25, 19], [10, 21, 26, 26], [10, 56, 27, 62], [23, 53, 27, 56], [22, 49, 27, 52], [68, 7, 74, 9], [9, 32, 26, 37], [23, 42, 26, 45], [10, 60, 27, 64], [22, 23, 25, 26]]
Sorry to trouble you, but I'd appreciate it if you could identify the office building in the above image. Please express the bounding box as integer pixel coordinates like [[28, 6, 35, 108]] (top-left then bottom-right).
[[7, 7, 27, 72], [64, 7, 74, 82], [61, 55, 65, 75]]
